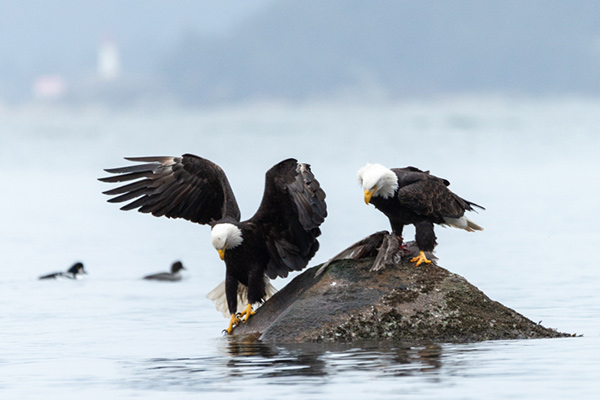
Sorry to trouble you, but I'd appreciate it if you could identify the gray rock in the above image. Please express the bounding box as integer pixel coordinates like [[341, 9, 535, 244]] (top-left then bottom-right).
[[233, 235, 570, 343]]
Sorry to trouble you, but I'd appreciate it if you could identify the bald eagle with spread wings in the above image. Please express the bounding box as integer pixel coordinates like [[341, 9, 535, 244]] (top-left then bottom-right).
[[358, 163, 483, 266], [99, 155, 327, 334]]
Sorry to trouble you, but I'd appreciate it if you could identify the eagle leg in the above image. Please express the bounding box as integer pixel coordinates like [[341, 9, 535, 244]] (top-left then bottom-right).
[[225, 314, 242, 335], [410, 251, 432, 266], [239, 303, 256, 323]]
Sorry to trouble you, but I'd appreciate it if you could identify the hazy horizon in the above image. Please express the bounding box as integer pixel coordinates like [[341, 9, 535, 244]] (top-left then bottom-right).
[[2, 1, 600, 106]]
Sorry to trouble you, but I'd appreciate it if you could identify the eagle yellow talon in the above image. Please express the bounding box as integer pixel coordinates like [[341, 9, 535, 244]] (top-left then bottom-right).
[[225, 313, 241, 335], [239, 303, 256, 323], [410, 251, 432, 266]]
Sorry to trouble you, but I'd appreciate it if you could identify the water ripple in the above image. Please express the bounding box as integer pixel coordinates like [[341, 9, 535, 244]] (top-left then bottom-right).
[[126, 337, 446, 392]]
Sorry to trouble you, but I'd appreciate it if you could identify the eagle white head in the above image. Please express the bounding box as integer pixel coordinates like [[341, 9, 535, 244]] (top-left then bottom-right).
[[357, 163, 399, 204], [211, 223, 243, 260]]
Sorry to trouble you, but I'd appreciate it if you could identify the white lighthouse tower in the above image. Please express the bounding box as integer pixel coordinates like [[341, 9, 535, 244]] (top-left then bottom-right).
[[98, 37, 121, 81]]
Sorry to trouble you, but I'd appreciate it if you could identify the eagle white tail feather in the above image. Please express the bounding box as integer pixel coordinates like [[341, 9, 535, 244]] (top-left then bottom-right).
[[466, 219, 483, 232], [443, 216, 483, 232], [206, 278, 278, 318]]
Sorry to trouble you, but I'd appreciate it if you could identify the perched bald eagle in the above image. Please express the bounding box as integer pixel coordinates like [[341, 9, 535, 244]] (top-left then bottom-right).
[[99, 155, 327, 334], [358, 163, 484, 265]]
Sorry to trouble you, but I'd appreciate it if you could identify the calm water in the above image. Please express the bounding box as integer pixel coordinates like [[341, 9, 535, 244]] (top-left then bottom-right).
[[1, 97, 599, 398]]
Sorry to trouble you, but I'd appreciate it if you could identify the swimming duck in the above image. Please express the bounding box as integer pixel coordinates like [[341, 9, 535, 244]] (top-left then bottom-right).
[[39, 262, 87, 280], [143, 261, 186, 281]]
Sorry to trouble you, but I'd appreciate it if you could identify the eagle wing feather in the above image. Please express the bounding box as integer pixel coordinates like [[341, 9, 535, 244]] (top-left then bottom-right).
[[99, 154, 241, 224], [393, 168, 483, 220], [250, 159, 327, 279]]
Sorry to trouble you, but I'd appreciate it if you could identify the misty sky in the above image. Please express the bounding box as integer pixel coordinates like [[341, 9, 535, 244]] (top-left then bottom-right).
[[2, 0, 600, 104], [0, 1, 271, 77]]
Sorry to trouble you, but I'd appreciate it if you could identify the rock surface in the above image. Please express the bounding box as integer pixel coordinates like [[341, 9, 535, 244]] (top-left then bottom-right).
[[232, 239, 570, 343]]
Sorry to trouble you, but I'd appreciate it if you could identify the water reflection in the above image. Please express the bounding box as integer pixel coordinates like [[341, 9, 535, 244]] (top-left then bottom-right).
[[224, 336, 444, 378], [134, 337, 444, 391], [223, 336, 328, 381]]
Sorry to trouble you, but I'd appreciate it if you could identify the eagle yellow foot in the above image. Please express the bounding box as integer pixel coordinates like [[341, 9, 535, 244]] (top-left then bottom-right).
[[410, 251, 432, 266], [225, 314, 241, 335], [239, 303, 256, 323]]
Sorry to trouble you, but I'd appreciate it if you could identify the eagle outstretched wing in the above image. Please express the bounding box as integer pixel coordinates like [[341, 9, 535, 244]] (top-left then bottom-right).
[[393, 167, 484, 220], [249, 158, 327, 279], [99, 154, 241, 224]]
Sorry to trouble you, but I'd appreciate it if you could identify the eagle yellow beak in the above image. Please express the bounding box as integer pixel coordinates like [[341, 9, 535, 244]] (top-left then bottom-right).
[[218, 249, 225, 260], [364, 189, 374, 205]]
